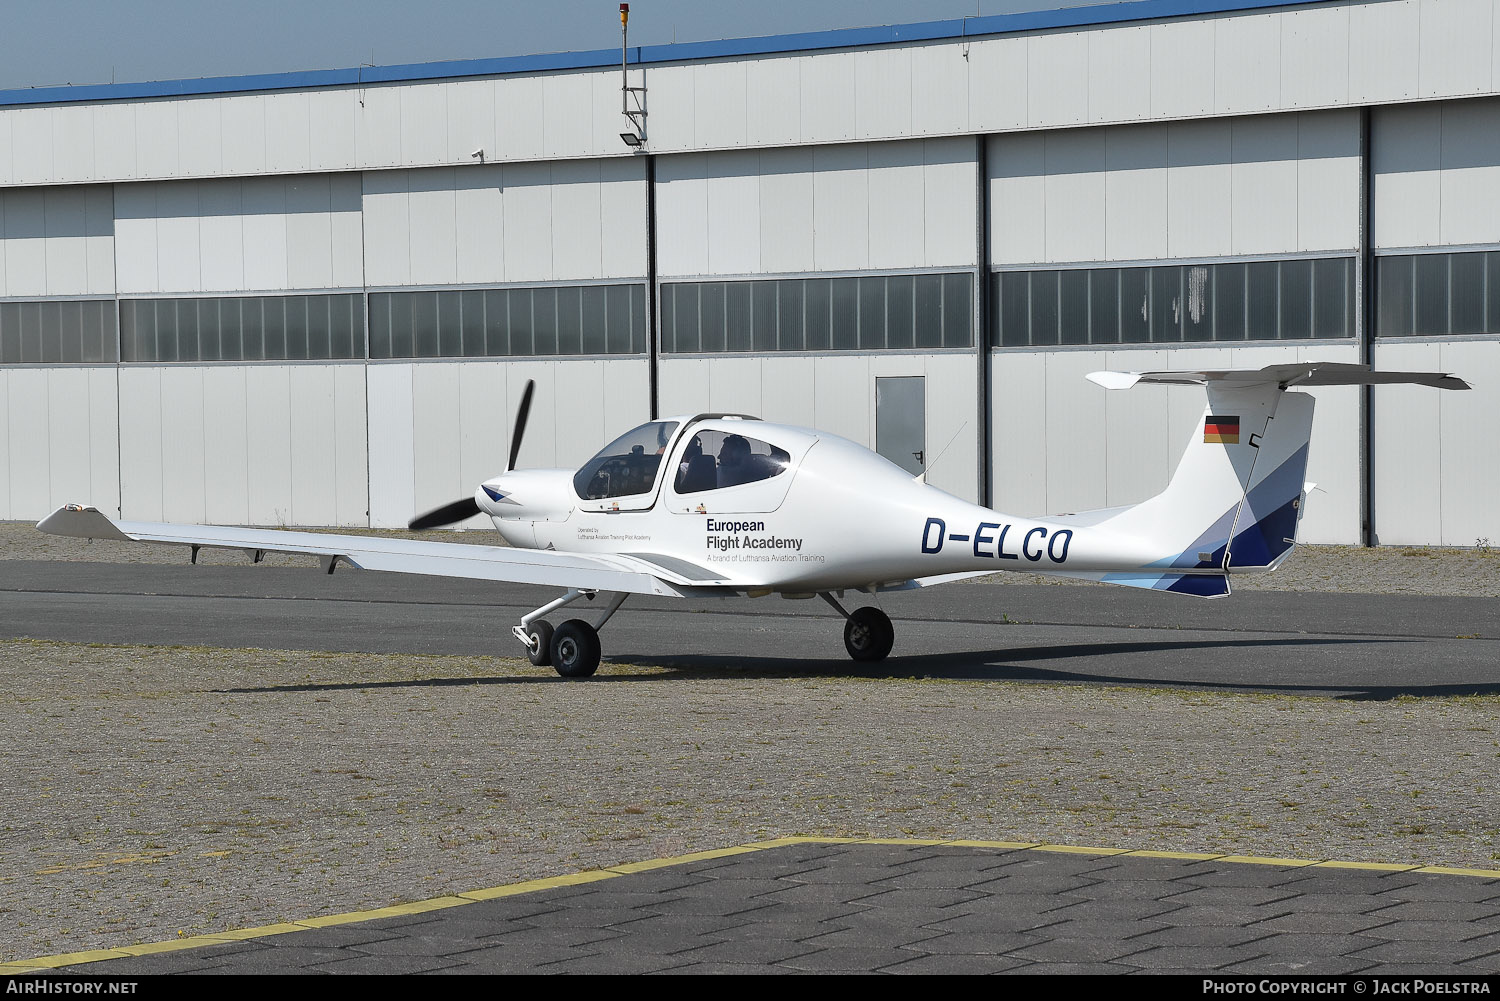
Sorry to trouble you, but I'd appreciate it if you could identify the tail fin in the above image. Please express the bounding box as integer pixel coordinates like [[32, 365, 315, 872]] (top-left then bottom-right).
[[1081, 362, 1468, 581]]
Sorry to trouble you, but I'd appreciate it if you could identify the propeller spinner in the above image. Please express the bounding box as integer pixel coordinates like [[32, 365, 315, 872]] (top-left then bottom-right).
[[407, 380, 535, 531]]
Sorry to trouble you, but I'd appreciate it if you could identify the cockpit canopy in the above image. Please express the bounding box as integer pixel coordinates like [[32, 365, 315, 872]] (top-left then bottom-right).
[[573, 420, 679, 500], [673, 429, 790, 494]]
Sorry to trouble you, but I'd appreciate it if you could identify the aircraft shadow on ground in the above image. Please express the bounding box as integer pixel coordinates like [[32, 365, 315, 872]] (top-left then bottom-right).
[[212, 634, 1495, 701]]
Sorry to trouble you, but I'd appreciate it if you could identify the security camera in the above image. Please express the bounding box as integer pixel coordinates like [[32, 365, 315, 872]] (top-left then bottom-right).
[[470, 148, 485, 160]]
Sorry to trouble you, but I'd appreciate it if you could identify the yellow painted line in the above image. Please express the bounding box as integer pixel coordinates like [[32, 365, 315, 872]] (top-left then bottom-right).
[[944, 840, 1042, 850], [1032, 844, 1132, 856], [10, 949, 133, 969], [117, 937, 231, 957], [199, 923, 306, 941], [1314, 860, 1422, 873], [457, 869, 618, 902], [607, 845, 764, 873], [17, 835, 1500, 972], [1414, 865, 1500, 879], [1124, 850, 1227, 861]]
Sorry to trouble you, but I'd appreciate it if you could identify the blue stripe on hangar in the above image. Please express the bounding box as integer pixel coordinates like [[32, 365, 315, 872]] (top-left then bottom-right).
[[0, 1, 1329, 108]]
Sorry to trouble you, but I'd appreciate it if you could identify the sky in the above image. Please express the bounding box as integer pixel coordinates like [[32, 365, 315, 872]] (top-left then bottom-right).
[[0, 0, 1085, 92]]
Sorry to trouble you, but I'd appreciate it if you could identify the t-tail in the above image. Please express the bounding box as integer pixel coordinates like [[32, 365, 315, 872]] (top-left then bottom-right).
[[1039, 362, 1469, 598]]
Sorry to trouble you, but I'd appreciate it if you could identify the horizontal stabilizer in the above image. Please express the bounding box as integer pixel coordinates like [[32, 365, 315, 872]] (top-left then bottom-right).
[[1088, 362, 1469, 392]]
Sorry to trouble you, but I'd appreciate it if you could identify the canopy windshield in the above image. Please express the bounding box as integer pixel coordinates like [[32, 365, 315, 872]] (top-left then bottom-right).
[[573, 421, 680, 500]]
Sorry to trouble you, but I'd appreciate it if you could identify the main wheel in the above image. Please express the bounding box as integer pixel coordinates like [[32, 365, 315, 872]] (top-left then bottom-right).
[[525, 620, 554, 667], [551, 619, 602, 678], [844, 606, 894, 662]]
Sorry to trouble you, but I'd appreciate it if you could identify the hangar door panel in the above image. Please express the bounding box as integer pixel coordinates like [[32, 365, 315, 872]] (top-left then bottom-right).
[[876, 376, 926, 476]]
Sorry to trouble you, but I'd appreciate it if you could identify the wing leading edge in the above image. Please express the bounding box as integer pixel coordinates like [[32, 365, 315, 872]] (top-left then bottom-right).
[[36, 504, 736, 597]]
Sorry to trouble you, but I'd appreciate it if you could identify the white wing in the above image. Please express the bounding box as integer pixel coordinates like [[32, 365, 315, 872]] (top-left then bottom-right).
[[36, 505, 735, 597]]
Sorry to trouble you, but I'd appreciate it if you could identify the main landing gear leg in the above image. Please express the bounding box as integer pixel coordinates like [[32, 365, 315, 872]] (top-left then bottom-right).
[[512, 589, 628, 679], [820, 592, 895, 663]]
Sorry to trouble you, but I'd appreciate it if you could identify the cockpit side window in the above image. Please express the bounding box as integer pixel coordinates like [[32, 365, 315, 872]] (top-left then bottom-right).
[[573, 421, 680, 500], [673, 430, 791, 494]]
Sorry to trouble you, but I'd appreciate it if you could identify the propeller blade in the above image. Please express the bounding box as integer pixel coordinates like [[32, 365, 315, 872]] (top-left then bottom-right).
[[408, 497, 481, 531], [507, 379, 535, 472]]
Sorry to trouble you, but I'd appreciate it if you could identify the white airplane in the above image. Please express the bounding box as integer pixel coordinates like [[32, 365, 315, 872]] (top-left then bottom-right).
[[38, 362, 1467, 678]]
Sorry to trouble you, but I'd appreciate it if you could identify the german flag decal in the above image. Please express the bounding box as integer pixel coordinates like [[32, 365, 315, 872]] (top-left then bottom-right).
[[1204, 415, 1240, 444]]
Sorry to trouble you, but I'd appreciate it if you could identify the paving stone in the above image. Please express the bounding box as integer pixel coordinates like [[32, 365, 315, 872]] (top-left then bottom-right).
[[1368, 899, 1500, 922], [1241, 932, 1390, 958], [1046, 898, 1185, 922], [544, 952, 698, 974], [1059, 880, 1195, 902], [312, 953, 462, 974], [796, 925, 948, 950], [1450, 949, 1500, 973], [1363, 920, 1498, 943], [1006, 936, 1151, 964], [900, 930, 1050, 957], [482, 925, 623, 949], [1248, 910, 1394, 935], [824, 905, 985, 931], [779, 947, 922, 972], [520, 906, 665, 929], [1352, 938, 1495, 964], [1184, 867, 1320, 888], [1126, 925, 1273, 948], [870, 869, 1012, 890], [1223, 956, 1378, 975], [995, 962, 1134, 975], [1358, 963, 1474, 975], [338, 934, 505, 957], [655, 962, 798, 974], [792, 865, 918, 885], [1084, 859, 1224, 880], [546, 889, 686, 910], [1163, 885, 1303, 908], [1376, 879, 1500, 903], [269, 926, 407, 948], [968, 874, 1104, 895], [208, 945, 354, 966], [1277, 875, 1426, 895], [1118, 945, 1270, 970], [882, 953, 1035, 974], [1041, 918, 1172, 942], [756, 882, 877, 905], [437, 944, 600, 972], [850, 886, 985, 909], [1145, 904, 1286, 928], [667, 939, 820, 966], [643, 894, 787, 917], [923, 907, 1071, 935], [679, 876, 801, 898]]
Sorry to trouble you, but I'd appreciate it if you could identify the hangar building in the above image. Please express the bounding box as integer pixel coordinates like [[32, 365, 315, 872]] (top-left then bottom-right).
[[0, 0, 1496, 546]]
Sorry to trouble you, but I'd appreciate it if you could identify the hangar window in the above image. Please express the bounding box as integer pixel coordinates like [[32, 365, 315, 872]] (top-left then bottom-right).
[[0, 299, 118, 365], [120, 294, 364, 362], [370, 283, 646, 359], [672, 430, 791, 494], [991, 257, 1355, 347], [1377, 250, 1500, 337], [659, 272, 973, 354]]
